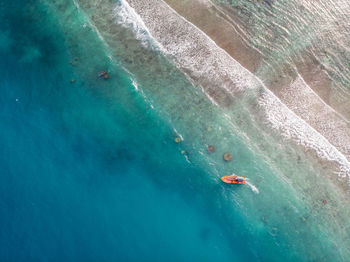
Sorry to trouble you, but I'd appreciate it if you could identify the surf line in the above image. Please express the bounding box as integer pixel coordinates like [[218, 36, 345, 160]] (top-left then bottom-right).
[[125, 0, 350, 181]]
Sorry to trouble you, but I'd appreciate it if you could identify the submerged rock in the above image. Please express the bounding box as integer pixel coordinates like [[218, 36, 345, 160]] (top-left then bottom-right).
[[174, 137, 181, 143], [98, 70, 107, 77], [223, 153, 232, 162], [207, 145, 215, 153], [97, 70, 110, 80]]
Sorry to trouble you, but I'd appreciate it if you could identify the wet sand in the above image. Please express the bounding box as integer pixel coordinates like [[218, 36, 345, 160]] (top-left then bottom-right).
[[163, 0, 261, 73], [125, 0, 350, 182], [163, 0, 350, 161]]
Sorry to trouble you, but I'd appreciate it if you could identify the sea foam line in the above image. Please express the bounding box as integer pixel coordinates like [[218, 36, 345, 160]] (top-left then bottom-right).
[[113, 0, 167, 53], [72, 0, 156, 105], [72, 0, 115, 61], [124, 0, 350, 181]]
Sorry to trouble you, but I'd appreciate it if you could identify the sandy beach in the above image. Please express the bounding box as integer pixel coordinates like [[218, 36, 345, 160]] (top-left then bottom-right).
[[123, 0, 350, 183], [161, 0, 350, 162]]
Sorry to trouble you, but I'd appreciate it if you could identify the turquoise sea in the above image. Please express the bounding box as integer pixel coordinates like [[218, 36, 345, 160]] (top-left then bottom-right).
[[1, 0, 350, 261]]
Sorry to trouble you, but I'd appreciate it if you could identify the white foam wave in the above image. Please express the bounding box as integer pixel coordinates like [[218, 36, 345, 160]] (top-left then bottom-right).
[[173, 128, 184, 141], [258, 90, 350, 177], [124, 0, 350, 181], [72, 0, 114, 61], [113, 0, 166, 52], [130, 78, 156, 110], [71, 0, 158, 116], [265, 72, 350, 160], [131, 79, 139, 91]]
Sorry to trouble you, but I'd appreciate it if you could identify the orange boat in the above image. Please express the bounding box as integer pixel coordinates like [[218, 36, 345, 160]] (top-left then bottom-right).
[[221, 175, 246, 184]]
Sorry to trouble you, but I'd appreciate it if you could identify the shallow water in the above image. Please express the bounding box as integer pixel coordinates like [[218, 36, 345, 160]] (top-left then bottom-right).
[[215, 0, 350, 119], [1, 0, 350, 261], [0, 2, 241, 261]]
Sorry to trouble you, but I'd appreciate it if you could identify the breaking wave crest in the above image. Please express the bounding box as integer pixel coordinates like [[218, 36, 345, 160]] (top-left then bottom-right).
[[122, 0, 350, 182]]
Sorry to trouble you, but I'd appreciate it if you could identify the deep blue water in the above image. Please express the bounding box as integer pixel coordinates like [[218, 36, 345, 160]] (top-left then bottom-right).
[[0, 1, 252, 261], [2, 0, 350, 261]]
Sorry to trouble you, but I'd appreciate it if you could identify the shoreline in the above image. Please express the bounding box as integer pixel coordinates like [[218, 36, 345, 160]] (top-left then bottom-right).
[[162, 0, 350, 163], [125, 0, 350, 182], [4, 1, 350, 261], [41, 1, 350, 259]]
